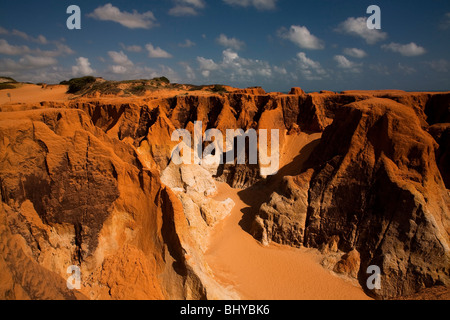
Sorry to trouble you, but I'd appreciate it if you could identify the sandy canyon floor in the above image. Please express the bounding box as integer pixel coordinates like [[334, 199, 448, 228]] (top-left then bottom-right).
[[205, 133, 370, 300]]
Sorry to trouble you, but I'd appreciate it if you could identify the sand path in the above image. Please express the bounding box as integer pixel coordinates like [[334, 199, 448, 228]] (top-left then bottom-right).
[[205, 133, 371, 300]]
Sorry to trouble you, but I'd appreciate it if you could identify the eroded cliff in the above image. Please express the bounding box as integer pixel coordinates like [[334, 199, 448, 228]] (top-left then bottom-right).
[[0, 86, 449, 300]]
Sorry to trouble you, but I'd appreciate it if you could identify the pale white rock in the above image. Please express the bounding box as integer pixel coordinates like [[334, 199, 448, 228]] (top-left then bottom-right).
[[161, 162, 218, 197]]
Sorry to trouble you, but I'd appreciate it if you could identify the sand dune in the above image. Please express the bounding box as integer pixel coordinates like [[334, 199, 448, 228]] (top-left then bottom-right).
[[0, 84, 69, 105]]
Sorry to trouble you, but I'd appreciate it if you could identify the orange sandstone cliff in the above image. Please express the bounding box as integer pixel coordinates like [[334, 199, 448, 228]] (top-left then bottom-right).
[[0, 84, 449, 299]]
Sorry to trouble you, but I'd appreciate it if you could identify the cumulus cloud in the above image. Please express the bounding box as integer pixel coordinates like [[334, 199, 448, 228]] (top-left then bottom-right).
[[146, 44, 173, 58], [334, 55, 362, 72], [72, 57, 94, 76], [4, 28, 48, 44], [295, 52, 327, 80], [20, 55, 57, 68], [336, 17, 387, 44], [381, 42, 426, 57], [180, 62, 196, 80], [197, 56, 219, 77], [343, 48, 367, 58], [0, 39, 73, 58], [197, 49, 273, 81], [169, 6, 198, 16], [120, 43, 143, 53], [279, 26, 324, 50], [0, 58, 62, 85], [108, 51, 133, 66], [0, 55, 57, 71], [169, 0, 205, 16], [179, 39, 196, 48], [34, 44, 75, 58], [0, 27, 74, 58], [88, 4, 157, 29], [273, 66, 287, 75], [223, 0, 277, 10], [108, 51, 134, 74], [216, 34, 245, 51], [0, 39, 30, 55]]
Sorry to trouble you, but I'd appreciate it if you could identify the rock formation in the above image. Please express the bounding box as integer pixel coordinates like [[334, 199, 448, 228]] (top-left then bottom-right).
[[252, 97, 450, 299], [0, 83, 449, 300]]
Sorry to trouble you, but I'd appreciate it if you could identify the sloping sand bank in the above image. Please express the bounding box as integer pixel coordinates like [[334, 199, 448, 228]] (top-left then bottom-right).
[[205, 133, 371, 300]]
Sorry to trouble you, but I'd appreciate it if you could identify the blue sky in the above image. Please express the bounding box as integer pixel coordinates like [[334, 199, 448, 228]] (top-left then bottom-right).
[[0, 0, 449, 92]]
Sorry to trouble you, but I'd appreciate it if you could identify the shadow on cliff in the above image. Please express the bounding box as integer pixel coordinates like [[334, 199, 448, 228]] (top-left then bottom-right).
[[237, 138, 321, 234]]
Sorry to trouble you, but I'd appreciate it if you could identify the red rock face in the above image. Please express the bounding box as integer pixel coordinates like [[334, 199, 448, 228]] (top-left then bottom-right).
[[0, 108, 203, 299], [253, 97, 450, 299], [0, 88, 449, 300]]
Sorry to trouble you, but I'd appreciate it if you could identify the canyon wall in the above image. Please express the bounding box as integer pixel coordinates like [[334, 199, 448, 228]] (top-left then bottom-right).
[[1, 89, 449, 299]]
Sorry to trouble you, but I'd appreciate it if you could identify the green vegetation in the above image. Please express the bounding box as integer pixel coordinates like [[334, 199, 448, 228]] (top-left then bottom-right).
[[0, 83, 16, 90], [188, 85, 207, 91], [210, 84, 228, 93], [0, 76, 17, 83], [89, 81, 121, 95], [0, 76, 18, 90], [127, 84, 148, 96], [58, 76, 175, 96], [61, 76, 96, 94], [153, 76, 170, 84]]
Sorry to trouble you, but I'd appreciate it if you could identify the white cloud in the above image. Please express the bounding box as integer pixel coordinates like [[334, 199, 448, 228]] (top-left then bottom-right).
[[72, 57, 94, 76], [216, 34, 245, 51], [336, 17, 387, 44], [108, 51, 133, 66], [19, 55, 57, 68], [343, 48, 367, 58], [0, 39, 71, 57], [169, 0, 205, 16], [169, 6, 198, 16], [145, 44, 172, 58], [0, 39, 30, 55], [88, 4, 157, 29], [181, 0, 206, 7], [197, 57, 219, 74], [334, 55, 362, 72], [10, 29, 48, 44], [223, 0, 277, 10], [107, 51, 135, 74], [179, 39, 196, 48], [197, 49, 273, 81], [180, 62, 196, 80], [381, 42, 426, 57], [110, 65, 128, 74], [0, 27, 74, 57], [34, 43, 75, 57], [0, 55, 57, 78], [273, 66, 287, 75], [279, 26, 324, 50], [108, 51, 136, 74], [295, 52, 327, 80], [120, 43, 143, 53]]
